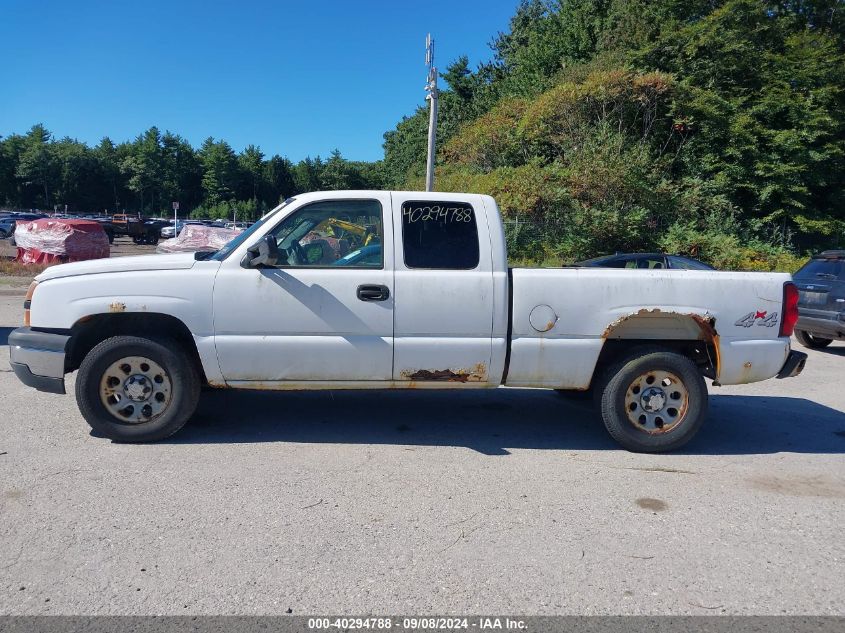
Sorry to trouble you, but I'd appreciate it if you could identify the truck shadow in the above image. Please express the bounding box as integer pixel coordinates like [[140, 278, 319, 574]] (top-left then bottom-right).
[[0, 326, 13, 346], [814, 345, 845, 357], [168, 389, 845, 456]]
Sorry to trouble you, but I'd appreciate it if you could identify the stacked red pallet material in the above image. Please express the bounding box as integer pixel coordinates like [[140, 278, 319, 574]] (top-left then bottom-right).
[[157, 224, 241, 254], [14, 219, 110, 264]]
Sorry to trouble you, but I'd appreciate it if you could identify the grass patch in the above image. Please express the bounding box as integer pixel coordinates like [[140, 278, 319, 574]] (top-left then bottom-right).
[[0, 258, 51, 276]]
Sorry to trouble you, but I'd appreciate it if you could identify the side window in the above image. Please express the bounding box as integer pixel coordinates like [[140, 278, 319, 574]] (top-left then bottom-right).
[[634, 257, 665, 269], [668, 256, 710, 270], [401, 201, 479, 269], [269, 199, 383, 268]]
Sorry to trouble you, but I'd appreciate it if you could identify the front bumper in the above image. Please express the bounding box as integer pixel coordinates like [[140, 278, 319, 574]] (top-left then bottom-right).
[[8, 327, 70, 394], [776, 350, 808, 379]]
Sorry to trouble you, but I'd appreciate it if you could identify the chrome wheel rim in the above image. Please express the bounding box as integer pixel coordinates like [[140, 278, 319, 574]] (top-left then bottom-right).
[[624, 370, 689, 434], [99, 356, 172, 423]]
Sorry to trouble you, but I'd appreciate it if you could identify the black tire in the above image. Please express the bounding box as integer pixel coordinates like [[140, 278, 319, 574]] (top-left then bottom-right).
[[75, 335, 201, 442], [148, 233, 159, 245], [595, 347, 708, 453], [105, 230, 114, 244], [132, 236, 143, 245], [794, 329, 833, 349]]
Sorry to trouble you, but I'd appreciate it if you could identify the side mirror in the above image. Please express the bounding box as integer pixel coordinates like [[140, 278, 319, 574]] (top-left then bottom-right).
[[242, 235, 279, 268]]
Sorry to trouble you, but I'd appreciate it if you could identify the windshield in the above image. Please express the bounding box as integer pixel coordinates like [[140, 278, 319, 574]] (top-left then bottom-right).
[[795, 258, 844, 280], [210, 198, 295, 261]]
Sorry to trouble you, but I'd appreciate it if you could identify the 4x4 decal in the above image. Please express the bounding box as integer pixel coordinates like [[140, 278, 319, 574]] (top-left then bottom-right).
[[735, 311, 779, 328]]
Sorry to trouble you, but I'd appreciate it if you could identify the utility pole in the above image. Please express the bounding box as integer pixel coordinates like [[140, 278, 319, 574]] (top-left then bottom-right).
[[424, 33, 438, 192]]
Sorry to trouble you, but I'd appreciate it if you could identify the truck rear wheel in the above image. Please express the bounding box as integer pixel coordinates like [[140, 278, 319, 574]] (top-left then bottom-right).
[[596, 348, 707, 453], [75, 335, 200, 442], [794, 329, 833, 349]]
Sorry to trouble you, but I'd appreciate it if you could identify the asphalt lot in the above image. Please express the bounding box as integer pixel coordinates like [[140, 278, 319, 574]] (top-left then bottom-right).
[[0, 294, 844, 615]]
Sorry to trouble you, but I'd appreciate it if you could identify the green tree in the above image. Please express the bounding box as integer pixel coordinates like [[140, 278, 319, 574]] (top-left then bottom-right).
[[319, 149, 357, 190], [637, 0, 845, 241], [161, 132, 201, 212], [16, 124, 57, 208], [0, 134, 27, 207], [262, 154, 296, 204], [53, 137, 101, 212], [95, 137, 126, 213], [121, 127, 164, 213], [199, 137, 238, 205], [292, 156, 324, 193], [237, 144, 265, 201]]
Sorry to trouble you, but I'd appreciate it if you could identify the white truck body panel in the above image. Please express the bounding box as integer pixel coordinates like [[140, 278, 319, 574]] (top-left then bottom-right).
[[390, 192, 498, 385], [212, 191, 395, 384], [29, 261, 225, 385], [506, 268, 791, 388], [24, 190, 794, 392]]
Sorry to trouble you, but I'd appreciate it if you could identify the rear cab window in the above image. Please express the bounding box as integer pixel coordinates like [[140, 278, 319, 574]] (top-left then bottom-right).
[[401, 201, 479, 269], [796, 258, 844, 281]]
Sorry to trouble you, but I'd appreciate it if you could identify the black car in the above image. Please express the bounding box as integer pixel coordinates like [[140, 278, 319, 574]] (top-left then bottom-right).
[[576, 253, 714, 270], [792, 250, 845, 349]]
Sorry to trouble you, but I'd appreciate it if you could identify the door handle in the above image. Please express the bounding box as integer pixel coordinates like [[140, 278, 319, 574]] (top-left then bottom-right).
[[357, 284, 390, 302]]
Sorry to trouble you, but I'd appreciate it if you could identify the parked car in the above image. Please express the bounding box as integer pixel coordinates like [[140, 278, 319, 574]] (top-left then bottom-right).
[[0, 212, 48, 240], [159, 221, 185, 239], [792, 250, 845, 349], [577, 253, 715, 270], [9, 191, 805, 452], [0, 217, 16, 238]]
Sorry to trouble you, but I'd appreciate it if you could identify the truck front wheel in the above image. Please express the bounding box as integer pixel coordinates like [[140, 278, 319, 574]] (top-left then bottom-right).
[[596, 349, 708, 453], [75, 335, 201, 442]]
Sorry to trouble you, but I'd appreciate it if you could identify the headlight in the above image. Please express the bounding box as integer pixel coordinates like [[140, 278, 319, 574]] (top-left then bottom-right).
[[24, 281, 38, 326]]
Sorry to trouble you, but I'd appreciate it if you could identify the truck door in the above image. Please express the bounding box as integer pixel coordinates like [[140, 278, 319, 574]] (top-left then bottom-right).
[[390, 193, 495, 385], [212, 194, 394, 383]]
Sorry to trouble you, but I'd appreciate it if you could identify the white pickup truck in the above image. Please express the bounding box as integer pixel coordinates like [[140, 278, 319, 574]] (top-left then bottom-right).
[[9, 191, 807, 452]]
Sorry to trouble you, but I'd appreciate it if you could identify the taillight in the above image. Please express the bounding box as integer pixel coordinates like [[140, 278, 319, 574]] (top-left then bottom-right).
[[23, 281, 37, 327], [780, 282, 799, 337]]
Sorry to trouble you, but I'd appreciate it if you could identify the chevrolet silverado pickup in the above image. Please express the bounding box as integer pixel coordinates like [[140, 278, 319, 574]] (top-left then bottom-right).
[[8, 191, 807, 452]]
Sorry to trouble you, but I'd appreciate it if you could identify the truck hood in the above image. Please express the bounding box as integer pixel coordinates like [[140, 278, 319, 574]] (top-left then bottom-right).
[[35, 253, 198, 282]]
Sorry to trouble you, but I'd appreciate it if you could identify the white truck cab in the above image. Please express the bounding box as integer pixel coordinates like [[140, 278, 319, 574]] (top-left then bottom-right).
[[9, 191, 806, 452]]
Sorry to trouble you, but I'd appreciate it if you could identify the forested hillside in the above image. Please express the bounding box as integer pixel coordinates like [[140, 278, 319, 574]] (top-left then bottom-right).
[[2, 0, 842, 269], [0, 127, 384, 220], [383, 0, 844, 269]]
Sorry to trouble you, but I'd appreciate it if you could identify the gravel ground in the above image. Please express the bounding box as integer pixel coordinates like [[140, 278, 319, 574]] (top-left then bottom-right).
[[0, 296, 843, 615]]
